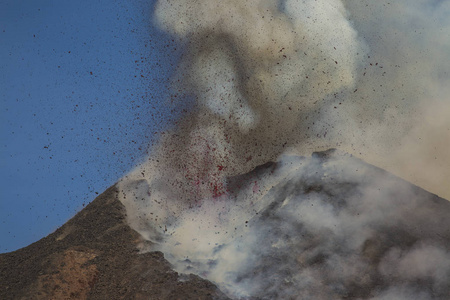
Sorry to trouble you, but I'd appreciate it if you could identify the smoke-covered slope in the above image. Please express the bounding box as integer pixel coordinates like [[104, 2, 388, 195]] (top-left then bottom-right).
[[1, 149, 449, 299], [221, 149, 450, 299], [121, 149, 450, 299], [0, 186, 228, 300]]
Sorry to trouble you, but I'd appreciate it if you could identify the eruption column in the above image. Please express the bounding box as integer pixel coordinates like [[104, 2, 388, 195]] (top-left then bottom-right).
[[118, 1, 450, 298]]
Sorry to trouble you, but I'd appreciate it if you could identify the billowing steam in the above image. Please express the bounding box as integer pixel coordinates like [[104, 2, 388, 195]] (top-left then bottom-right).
[[156, 151, 450, 299], [118, 0, 450, 299]]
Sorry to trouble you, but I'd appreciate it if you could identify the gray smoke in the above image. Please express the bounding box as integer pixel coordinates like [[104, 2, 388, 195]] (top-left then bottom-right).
[[118, 0, 450, 299], [121, 150, 450, 299]]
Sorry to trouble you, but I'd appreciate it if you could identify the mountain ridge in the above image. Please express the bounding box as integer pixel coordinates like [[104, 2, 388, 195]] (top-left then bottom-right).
[[1, 149, 449, 299], [0, 185, 228, 300]]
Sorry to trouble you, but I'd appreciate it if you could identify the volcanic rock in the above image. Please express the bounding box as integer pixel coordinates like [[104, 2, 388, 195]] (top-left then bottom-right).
[[0, 186, 229, 300]]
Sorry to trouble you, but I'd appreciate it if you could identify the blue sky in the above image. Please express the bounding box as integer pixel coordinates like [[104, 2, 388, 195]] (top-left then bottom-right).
[[0, 0, 182, 253]]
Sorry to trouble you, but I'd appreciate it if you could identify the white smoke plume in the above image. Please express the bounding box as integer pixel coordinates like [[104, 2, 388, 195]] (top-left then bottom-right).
[[118, 0, 450, 299], [128, 0, 363, 199]]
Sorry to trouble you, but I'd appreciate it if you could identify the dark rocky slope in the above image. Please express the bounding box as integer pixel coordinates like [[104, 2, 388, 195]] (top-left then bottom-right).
[[0, 186, 228, 300]]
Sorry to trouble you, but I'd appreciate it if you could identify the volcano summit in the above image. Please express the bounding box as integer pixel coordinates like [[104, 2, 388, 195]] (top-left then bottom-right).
[[2, 150, 449, 299]]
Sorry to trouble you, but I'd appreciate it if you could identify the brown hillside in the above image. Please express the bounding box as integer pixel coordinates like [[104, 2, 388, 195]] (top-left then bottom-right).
[[0, 185, 229, 300]]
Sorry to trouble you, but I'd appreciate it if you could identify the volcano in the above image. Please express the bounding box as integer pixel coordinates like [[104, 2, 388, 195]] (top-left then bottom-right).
[[1, 149, 449, 299]]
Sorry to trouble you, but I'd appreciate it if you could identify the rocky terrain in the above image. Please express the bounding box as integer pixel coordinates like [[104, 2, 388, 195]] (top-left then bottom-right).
[[1, 150, 450, 299], [0, 186, 228, 300]]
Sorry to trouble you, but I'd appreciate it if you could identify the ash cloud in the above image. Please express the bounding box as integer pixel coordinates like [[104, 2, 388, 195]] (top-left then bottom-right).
[[124, 0, 363, 201], [118, 0, 450, 299]]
